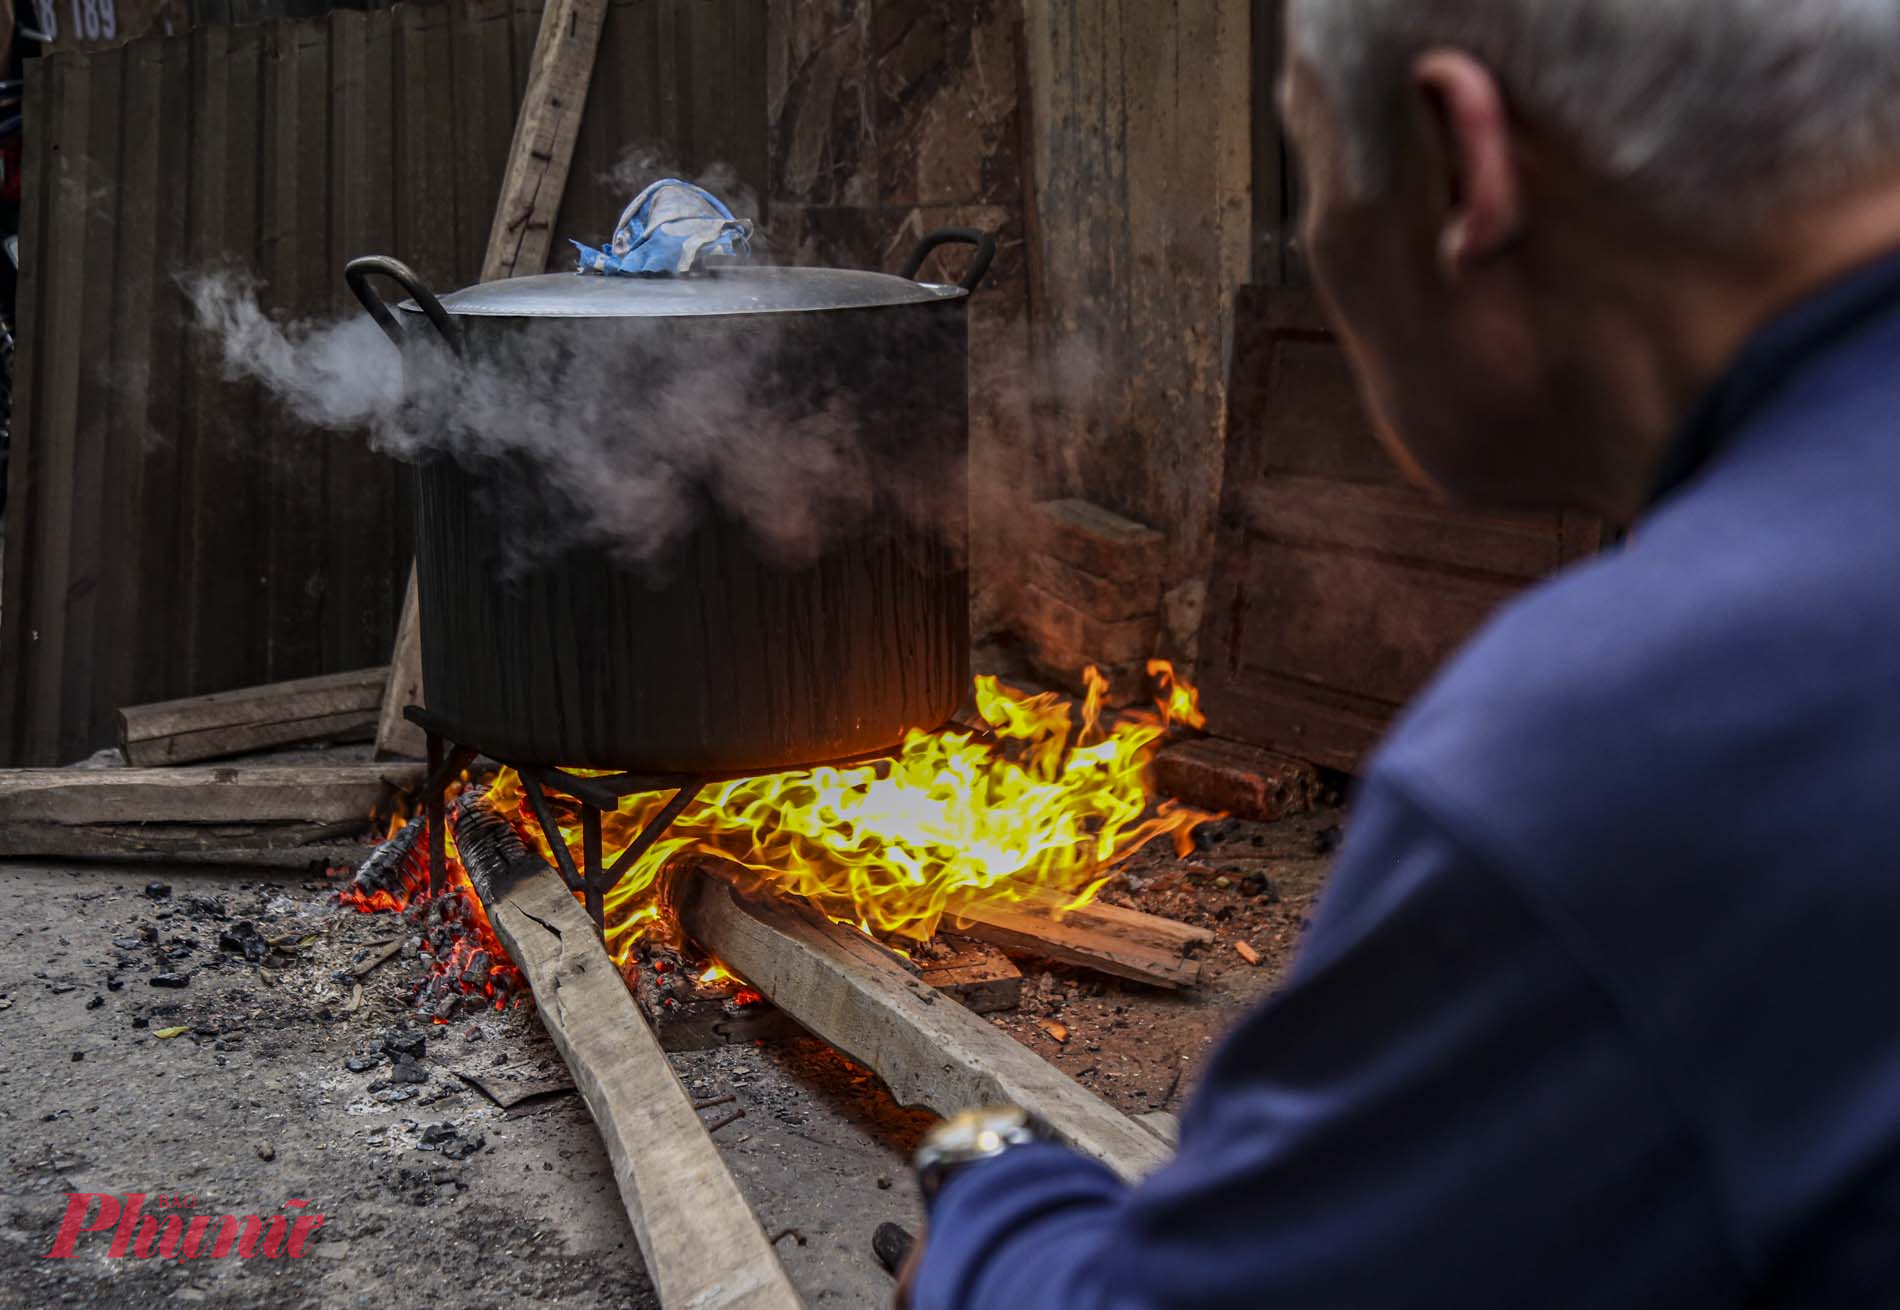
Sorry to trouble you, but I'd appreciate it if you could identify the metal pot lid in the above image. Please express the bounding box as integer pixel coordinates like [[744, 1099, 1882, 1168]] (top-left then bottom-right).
[[399, 265, 967, 320]]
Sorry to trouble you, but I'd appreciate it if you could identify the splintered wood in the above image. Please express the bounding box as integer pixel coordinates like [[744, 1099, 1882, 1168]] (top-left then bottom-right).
[[452, 794, 802, 1310], [674, 858, 1172, 1182]]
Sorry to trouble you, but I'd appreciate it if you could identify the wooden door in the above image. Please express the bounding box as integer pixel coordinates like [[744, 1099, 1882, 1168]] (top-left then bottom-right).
[[1197, 286, 1601, 771]]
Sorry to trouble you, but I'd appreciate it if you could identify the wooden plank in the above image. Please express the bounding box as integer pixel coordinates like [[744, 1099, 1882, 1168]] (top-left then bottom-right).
[[377, 0, 609, 757], [945, 888, 1211, 989], [480, 0, 609, 282], [451, 796, 803, 1310], [675, 859, 1172, 1181], [374, 574, 426, 759], [118, 666, 389, 765], [1135, 1109, 1180, 1145], [0, 820, 373, 867], [0, 763, 423, 826]]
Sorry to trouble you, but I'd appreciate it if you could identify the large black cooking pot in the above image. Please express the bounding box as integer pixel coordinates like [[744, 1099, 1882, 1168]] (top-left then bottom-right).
[[345, 231, 993, 774]]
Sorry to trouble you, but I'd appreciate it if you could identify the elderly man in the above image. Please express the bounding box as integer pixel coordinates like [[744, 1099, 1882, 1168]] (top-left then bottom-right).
[[903, 2, 1900, 1306]]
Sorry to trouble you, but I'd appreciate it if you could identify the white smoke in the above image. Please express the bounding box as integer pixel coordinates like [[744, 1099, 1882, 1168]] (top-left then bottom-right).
[[179, 265, 940, 574]]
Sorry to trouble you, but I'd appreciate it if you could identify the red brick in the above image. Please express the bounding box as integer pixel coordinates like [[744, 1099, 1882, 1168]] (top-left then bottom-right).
[[1154, 736, 1318, 822], [1019, 584, 1157, 665], [1026, 551, 1162, 622], [1032, 499, 1167, 585]]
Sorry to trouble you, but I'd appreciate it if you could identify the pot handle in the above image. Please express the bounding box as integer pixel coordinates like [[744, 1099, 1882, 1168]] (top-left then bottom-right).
[[344, 255, 462, 354], [900, 228, 997, 293]]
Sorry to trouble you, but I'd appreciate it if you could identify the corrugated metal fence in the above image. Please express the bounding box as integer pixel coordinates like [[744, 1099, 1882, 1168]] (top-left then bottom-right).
[[0, 0, 766, 764]]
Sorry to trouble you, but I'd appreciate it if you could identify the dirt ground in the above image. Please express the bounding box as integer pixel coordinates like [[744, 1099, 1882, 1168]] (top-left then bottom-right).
[[0, 800, 1341, 1309]]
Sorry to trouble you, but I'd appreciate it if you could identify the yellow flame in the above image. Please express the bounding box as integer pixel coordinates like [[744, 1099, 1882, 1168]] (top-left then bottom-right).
[[698, 964, 731, 985], [492, 664, 1208, 964], [1148, 658, 1207, 730]]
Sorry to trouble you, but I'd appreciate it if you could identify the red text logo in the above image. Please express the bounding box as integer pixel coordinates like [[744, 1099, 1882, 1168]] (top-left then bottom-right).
[[45, 1194, 325, 1260]]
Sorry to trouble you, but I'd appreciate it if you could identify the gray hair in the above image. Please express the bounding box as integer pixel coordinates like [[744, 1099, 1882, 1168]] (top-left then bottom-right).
[[1289, 0, 1900, 227]]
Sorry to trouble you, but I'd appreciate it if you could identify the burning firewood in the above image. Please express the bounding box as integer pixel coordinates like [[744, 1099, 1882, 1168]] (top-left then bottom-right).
[[343, 809, 428, 907]]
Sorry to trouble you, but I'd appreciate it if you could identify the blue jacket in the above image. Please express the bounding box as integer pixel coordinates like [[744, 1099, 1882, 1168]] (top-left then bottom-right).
[[915, 253, 1900, 1308]]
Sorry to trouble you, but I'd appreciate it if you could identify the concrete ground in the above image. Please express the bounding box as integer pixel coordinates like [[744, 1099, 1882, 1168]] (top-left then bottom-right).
[[0, 804, 1338, 1308]]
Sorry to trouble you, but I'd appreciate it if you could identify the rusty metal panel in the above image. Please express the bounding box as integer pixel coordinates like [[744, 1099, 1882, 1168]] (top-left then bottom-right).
[[1197, 287, 1602, 772], [0, 0, 770, 763]]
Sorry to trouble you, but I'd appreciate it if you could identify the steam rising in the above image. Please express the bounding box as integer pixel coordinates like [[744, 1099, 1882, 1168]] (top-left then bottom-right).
[[181, 263, 961, 574]]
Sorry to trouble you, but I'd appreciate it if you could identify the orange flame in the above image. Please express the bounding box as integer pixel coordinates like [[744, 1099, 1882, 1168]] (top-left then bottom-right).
[[492, 663, 1209, 964], [1147, 658, 1206, 730]]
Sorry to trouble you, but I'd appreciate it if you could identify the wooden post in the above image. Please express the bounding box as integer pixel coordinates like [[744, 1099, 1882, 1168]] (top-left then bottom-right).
[[674, 860, 1173, 1182], [374, 0, 612, 759], [452, 794, 803, 1310], [374, 576, 425, 759]]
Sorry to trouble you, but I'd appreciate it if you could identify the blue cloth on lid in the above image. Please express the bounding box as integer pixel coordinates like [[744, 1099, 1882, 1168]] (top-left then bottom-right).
[[570, 178, 752, 276]]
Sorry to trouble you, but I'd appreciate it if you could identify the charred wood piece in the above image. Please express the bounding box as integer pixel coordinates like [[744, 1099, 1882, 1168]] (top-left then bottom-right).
[[347, 809, 428, 901]]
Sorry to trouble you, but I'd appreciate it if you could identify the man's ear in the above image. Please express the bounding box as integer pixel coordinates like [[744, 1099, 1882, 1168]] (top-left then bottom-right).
[[1412, 48, 1522, 275]]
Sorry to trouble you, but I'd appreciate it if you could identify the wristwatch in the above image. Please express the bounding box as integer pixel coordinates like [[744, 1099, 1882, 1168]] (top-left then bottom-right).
[[913, 1104, 1047, 1206]]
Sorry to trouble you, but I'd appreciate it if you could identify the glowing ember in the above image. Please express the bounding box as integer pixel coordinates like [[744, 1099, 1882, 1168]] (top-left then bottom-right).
[[493, 664, 1210, 965], [337, 800, 524, 1016]]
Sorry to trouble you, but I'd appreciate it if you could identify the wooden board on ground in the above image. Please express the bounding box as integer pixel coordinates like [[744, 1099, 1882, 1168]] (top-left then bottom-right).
[[452, 796, 802, 1310], [946, 888, 1212, 989], [374, 0, 612, 760], [120, 666, 388, 767], [0, 763, 421, 829], [676, 859, 1172, 1182], [0, 819, 372, 867]]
